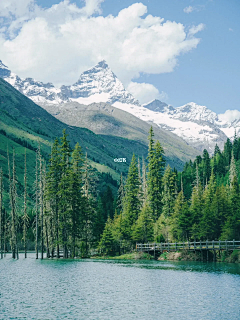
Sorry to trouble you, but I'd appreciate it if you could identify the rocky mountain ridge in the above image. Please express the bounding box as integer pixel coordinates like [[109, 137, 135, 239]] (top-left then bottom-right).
[[1, 59, 239, 153]]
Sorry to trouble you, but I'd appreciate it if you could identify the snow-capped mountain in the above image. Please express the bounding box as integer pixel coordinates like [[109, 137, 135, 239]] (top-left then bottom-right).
[[142, 100, 228, 152], [0, 60, 139, 106], [0, 60, 69, 104], [60, 60, 140, 106], [0, 59, 239, 153]]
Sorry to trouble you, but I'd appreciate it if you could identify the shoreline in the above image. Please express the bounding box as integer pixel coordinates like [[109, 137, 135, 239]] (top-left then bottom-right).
[[92, 249, 240, 263]]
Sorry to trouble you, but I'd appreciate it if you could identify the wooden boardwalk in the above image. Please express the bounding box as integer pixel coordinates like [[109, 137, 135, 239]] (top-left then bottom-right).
[[136, 240, 240, 253]]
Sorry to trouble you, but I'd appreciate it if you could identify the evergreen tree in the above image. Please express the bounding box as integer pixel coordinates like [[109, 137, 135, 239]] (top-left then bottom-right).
[[147, 137, 165, 221], [122, 154, 141, 239], [94, 197, 105, 244], [132, 204, 153, 243], [215, 184, 231, 239], [68, 143, 84, 257], [229, 150, 237, 187], [117, 173, 125, 215], [98, 217, 115, 255], [46, 138, 61, 258], [223, 138, 232, 167], [142, 158, 148, 205], [199, 171, 217, 240], [221, 176, 240, 239], [80, 154, 94, 257], [58, 130, 72, 258], [171, 190, 191, 241], [190, 167, 203, 240], [162, 165, 176, 218], [202, 149, 211, 186]]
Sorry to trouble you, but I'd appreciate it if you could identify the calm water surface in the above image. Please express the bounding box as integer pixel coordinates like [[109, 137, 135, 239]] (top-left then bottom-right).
[[0, 253, 240, 319]]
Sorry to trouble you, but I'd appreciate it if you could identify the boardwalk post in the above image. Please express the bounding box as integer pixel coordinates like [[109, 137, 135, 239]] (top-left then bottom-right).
[[168, 242, 170, 252], [188, 241, 190, 250], [233, 239, 235, 249], [225, 240, 227, 251], [194, 240, 196, 251], [160, 242, 162, 253], [213, 240, 215, 262], [218, 240, 221, 260], [154, 243, 156, 259], [175, 242, 177, 251]]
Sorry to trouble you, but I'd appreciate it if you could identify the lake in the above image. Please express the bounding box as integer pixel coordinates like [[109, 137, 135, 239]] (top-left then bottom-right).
[[1, 254, 240, 319]]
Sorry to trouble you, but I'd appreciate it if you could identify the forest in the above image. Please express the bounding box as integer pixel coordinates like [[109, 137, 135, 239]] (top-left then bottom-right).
[[0, 127, 240, 258]]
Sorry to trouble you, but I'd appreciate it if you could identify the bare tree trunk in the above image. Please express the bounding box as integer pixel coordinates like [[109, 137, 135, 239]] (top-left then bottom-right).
[[23, 149, 28, 258], [0, 168, 3, 259], [8, 148, 17, 259], [12, 150, 18, 260], [35, 151, 39, 259], [39, 153, 44, 260]]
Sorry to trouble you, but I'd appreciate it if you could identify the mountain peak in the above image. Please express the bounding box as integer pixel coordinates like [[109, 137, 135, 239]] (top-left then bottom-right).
[[96, 60, 108, 69], [0, 60, 11, 78]]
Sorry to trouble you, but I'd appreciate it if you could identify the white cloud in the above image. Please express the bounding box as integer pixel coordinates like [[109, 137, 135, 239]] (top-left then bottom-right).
[[188, 23, 205, 37], [0, 0, 35, 18], [0, 1, 204, 89], [229, 28, 234, 32], [219, 110, 240, 123], [183, 5, 205, 14], [183, 6, 194, 14], [127, 82, 168, 105]]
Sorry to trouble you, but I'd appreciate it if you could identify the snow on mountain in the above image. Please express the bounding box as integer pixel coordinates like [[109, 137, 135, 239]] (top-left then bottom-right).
[[1, 59, 239, 153], [60, 60, 140, 106], [0, 60, 139, 107], [112, 100, 228, 153], [0, 60, 69, 104]]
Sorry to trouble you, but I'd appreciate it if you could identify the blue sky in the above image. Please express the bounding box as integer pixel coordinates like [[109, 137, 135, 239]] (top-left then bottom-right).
[[0, 0, 239, 117]]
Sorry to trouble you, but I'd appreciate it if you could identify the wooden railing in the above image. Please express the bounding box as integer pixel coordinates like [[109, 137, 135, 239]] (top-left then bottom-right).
[[136, 240, 240, 252]]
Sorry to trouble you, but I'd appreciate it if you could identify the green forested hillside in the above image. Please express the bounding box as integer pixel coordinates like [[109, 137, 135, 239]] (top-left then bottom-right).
[[40, 101, 199, 169], [0, 77, 148, 186]]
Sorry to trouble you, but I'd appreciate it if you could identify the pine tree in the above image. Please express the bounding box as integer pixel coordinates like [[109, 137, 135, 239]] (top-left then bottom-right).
[[190, 168, 203, 240], [58, 130, 72, 258], [68, 143, 84, 257], [80, 153, 94, 257], [223, 138, 232, 167], [202, 149, 211, 186], [199, 171, 217, 240], [229, 150, 237, 187], [46, 138, 61, 258], [94, 197, 105, 244], [142, 158, 148, 205], [171, 190, 191, 241], [122, 154, 141, 239], [147, 138, 165, 221], [162, 165, 176, 218], [117, 173, 125, 215], [221, 176, 240, 239], [132, 204, 153, 243], [215, 185, 231, 239], [98, 217, 115, 255]]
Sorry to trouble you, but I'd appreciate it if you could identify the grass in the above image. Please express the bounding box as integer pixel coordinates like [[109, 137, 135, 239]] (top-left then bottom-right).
[[92, 252, 154, 260]]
